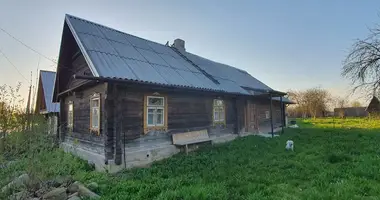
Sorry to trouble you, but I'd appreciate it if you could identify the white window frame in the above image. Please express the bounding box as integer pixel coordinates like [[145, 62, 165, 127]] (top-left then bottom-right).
[[213, 99, 225, 123], [146, 96, 165, 127], [90, 96, 100, 130], [68, 101, 73, 129]]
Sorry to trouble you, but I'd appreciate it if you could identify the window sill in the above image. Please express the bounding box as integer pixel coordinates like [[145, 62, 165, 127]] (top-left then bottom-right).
[[89, 128, 100, 135]]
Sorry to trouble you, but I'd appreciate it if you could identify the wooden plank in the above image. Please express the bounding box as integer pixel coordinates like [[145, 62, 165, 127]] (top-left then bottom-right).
[[172, 129, 209, 145]]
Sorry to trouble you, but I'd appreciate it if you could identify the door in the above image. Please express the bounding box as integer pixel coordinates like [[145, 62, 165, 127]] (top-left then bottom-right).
[[247, 101, 258, 133]]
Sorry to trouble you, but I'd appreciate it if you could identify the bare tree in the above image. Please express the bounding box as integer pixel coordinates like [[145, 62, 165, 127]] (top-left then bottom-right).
[[287, 87, 331, 118], [342, 25, 380, 97]]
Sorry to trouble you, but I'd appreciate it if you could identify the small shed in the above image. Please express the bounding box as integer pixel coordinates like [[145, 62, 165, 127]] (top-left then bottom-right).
[[35, 70, 60, 134], [366, 96, 380, 116]]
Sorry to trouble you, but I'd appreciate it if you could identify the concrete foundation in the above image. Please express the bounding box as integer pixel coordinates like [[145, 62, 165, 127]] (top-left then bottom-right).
[[60, 142, 107, 172], [61, 129, 281, 173]]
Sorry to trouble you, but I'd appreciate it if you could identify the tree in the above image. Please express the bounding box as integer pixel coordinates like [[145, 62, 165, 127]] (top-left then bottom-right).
[[287, 87, 331, 118], [351, 101, 362, 107], [342, 24, 380, 97]]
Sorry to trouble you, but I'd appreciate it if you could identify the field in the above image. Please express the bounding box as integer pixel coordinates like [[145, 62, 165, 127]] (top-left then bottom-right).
[[2, 117, 380, 199]]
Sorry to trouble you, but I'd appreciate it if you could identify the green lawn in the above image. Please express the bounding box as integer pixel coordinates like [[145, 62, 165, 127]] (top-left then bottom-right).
[[2, 118, 380, 199]]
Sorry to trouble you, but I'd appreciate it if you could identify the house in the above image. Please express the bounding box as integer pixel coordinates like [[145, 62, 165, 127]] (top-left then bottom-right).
[[52, 14, 290, 172], [366, 96, 380, 116], [334, 107, 368, 118], [35, 70, 60, 134]]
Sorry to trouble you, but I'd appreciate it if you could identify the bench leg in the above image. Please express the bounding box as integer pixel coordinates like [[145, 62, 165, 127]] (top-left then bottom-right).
[[185, 144, 188, 155]]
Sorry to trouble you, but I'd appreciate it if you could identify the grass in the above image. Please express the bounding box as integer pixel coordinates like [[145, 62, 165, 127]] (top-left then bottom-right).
[[2, 118, 380, 199], [301, 117, 380, 129]]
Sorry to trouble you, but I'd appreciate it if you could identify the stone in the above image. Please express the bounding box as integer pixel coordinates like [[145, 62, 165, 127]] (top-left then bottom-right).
[[68, 196, 81, 200], [2, 173, 30, 193], [72, 181, 100, 199], [67, 183, 79, 193], [9, 191, 29, 200], [67, 192, 81, 200], [55, 176, 73, 187], [42, 187, 67, 200], [86, 182, 99, 191]]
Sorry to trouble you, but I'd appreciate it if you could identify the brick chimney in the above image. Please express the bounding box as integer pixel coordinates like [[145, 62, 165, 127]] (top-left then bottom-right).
[[172, 38, 185, 52]]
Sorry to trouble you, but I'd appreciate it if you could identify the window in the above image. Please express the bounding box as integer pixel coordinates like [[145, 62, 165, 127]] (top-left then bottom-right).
[[265, 111, 270, 119], [90, 96, 100, 131], [68, 102, 73, 130], [146, 96, 165, 127], [213, 99, 225, 123]]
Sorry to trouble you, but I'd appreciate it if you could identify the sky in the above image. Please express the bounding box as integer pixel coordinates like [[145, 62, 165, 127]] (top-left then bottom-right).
[[0, 0, 380, 104]]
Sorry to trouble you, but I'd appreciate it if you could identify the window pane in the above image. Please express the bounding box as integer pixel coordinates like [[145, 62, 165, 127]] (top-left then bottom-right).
[[219, 111, 224, 121], [68, 104, 73, 111], [214, 111, 219, 121], [92, 99, 99, 107], [148, 97, 164, 106], [156, 109, 163, 125], [92, 108, 99, 128], [148, 113, 154, 125], [148, 108, 154, 113]]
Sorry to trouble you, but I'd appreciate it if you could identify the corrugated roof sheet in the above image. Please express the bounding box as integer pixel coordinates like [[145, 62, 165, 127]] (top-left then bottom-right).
[[64, 14, 275, 95], [272, 97, 295, 104], [41, 71, 60, 113], [182, 52, 272, 91]]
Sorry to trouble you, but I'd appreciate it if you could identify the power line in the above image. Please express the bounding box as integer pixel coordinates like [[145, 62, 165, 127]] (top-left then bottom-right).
[[0, 47, 28, 81], [0, 25, 78, 74], [0, 26, 58, 68]]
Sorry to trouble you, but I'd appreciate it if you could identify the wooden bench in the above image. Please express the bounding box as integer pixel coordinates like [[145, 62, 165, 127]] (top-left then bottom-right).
[[172, 129, 212, 155]]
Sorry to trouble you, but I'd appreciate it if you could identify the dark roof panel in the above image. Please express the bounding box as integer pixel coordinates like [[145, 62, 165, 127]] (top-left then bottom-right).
[[64, 14, 278, 96]]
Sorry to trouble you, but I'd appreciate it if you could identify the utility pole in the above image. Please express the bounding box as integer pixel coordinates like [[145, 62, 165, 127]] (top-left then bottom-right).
[[25, 71, 32, 131]]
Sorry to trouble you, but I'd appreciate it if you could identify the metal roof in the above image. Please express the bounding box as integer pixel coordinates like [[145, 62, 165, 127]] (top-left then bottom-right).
[[40, 70, 60, 113], [271, 97, 295, 104], [182, 52, 272, 91], [64, 14, 278, 96]]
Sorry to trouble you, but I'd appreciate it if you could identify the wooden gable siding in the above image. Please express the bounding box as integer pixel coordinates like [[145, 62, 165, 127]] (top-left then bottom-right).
[[57, 24, 93, 95], [61, 83, 107, 144], [67, 52, 93, 89], [35, 77, 46, 113]]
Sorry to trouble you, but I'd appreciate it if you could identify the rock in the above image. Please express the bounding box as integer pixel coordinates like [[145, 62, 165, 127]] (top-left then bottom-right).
[[86, 182, 99, 191], [67, 183, 79, 193], [55, 176, 73, 187], [67, 192, 81, 200], [9, 191, 29, 200], [72, 181, 100, 199], [42, 187, 67, 200], [68, 192, 79, 198], [68, 196, 81, 200], [1, 173, 30, 193]]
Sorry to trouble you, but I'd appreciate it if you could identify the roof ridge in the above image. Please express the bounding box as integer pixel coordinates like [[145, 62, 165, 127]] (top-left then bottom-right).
[[186, 51, 249, 74]]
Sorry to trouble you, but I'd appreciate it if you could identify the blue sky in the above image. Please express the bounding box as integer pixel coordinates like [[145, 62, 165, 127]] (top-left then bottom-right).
[[0, 0, 379, 103]]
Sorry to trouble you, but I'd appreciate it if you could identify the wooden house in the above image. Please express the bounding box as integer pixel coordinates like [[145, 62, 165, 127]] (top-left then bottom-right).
[[366, 96, 380, 116], [52, 15, 290, 172], [35, 70, 60, 135]]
